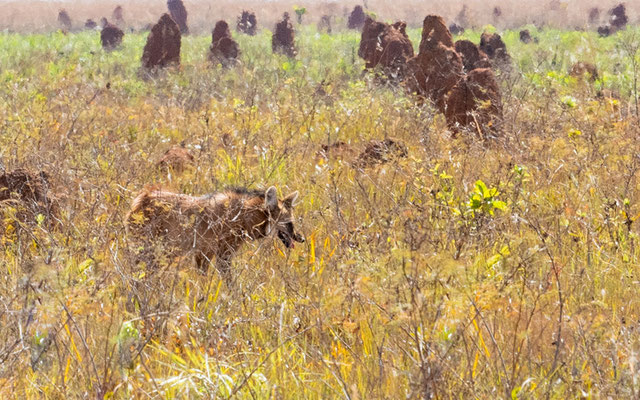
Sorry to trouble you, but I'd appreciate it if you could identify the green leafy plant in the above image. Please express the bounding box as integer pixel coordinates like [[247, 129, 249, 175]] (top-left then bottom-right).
[[468, 180, 507, 216], [293, 6, 306, 24]]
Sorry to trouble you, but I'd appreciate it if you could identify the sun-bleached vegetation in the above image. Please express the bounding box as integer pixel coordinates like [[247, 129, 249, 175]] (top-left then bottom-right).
[[2, 2, 640, 398]]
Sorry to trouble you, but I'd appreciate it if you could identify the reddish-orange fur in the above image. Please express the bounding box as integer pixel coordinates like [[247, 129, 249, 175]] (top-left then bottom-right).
[[126, 186, 302, 282]]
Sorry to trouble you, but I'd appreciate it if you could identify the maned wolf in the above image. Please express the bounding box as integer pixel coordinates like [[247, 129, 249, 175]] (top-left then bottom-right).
[[126, 186, 304, 282]]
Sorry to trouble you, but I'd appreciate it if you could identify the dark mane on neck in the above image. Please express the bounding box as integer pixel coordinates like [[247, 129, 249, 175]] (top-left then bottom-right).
[[224, 186, 265, 198]]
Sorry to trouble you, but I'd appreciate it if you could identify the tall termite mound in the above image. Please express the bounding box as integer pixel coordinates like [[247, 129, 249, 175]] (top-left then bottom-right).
[[209, 20, 240, 66], [167, 0, 189, 35], [113, 5, 124, 26], [609, 3, 628, 30], [58, 9, 72, 31], [272, 13, 296, 57], [406, 15, 463, 111], [348, 5, 366, 30], [141, 14, 181, 69]]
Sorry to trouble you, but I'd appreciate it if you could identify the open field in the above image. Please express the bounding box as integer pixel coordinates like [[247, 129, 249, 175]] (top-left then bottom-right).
[[2, 4, 640, 399]]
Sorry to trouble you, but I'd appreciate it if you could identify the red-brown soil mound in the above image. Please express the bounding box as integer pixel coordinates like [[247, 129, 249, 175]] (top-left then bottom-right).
[[418, 15, 454, 51], [358, 17, 414, 76], [479, 32, 511, 66], [141, 14, 181, 69], [519, 29, 532, 44], [209, 20, 240, 66], [444, 68, 503, 138], [569, 62, 599, 82], [356, 139, 408, 167], [406, 15, 463, 111], [272, 13, 296, 57], [0, 169, 58, 227], [455, 40, 491, 72], [101, 23, 124, 50]]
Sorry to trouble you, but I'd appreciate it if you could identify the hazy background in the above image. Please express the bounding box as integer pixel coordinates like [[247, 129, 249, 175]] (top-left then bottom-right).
[[0, 0, 636, 33]]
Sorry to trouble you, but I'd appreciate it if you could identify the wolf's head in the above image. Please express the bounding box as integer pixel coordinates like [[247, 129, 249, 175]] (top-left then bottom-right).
[[264, 186, 304, 249]]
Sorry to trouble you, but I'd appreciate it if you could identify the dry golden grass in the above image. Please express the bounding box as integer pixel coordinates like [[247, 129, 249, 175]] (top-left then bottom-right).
[[1, 4, 640, 399]]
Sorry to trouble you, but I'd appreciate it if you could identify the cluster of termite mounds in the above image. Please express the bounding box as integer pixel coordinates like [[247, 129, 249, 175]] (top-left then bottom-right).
[[82, 1, 251, 70], [272, 12, 297, 58], [54, 2, 620, 103], [359, 15, 504, 138], [358, 17, 413, 78]]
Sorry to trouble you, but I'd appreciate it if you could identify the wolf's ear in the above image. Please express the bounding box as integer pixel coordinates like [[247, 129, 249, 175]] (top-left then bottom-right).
[[265, 186, 278, 210], [283, 191, 299, 209]]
